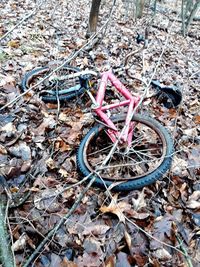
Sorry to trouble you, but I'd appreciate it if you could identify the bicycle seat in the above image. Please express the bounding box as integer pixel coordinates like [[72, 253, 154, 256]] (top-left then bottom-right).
[[151, 80, 182, 108]]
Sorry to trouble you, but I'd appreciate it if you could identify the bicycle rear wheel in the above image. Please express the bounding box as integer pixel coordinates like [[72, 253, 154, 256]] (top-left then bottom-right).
[[77, 114, 174, 191], [21, 64, 85, 102]]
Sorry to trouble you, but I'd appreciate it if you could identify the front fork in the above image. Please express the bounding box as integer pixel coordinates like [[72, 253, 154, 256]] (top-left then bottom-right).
[[106, 121, 135, 149]]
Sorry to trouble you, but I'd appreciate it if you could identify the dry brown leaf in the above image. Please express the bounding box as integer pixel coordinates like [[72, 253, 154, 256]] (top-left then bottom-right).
[[32, 116, 56, 136], [100, 194, 131, 223], [55, 138, 71, 152], [59, 168, 69, 178], [49, 253, 62, 267], [7, 40, 20, 48], [182, 128, 197, 137], [186, 191, 200, 209], [59, 112, 68, 122], [61, 258, 78, 267], [116, 252, 131, 267], [45, 157, 57, 169], [150, 214, 174, 250], [188, 146, 200, 169], [171, 156, 188, 175], [0, 144, 7, 154], [8, 141, 31, 161], [152, 248, 172, 260], [12, 233, 27, 251], [104, 255, 116, 267], [1, 122, 17, 136], [124, 230, 132, 251], [34, 189, 61, 212], [132, 189, 146, 211], [82, 224, 110, 236], [194, 115, 200, 124]]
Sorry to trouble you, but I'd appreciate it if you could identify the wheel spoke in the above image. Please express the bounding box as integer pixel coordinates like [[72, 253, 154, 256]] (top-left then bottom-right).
[[83, 116, 168, 181], [88, 144, 113, 156]]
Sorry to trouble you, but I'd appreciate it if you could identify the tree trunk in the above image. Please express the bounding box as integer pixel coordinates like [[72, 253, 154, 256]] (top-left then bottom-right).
[[86, 0, 101, 38], [135, 0, 145, 18], [181, 0, 200, 35], [185, 0, 200, 32]]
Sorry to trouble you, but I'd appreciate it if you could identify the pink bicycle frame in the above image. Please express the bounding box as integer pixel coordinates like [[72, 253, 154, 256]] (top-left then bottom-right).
[[93, 69, 140, 146]]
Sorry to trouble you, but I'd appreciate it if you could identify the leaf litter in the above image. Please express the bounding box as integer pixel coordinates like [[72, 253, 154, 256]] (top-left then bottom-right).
[[0, 0, 200, 266]]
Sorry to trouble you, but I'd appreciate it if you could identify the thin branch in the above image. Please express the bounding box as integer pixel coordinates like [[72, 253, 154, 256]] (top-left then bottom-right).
[[176, 234, 194, 267]]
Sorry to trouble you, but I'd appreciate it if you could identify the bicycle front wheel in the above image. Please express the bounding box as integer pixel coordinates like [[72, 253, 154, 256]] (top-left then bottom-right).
[[21, 64, 84, 102], [77, 114, 174, 191]]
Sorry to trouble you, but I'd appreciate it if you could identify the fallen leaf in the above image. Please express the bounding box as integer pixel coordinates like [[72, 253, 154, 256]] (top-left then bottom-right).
[[12, 233, 27, 251], [83, 237, 102, 254], [124, 230, 132, 251], [7, 40, 20, 48], [55, 138, 71, 152], [150, 214, 174, 250], [0, 144, 7, 154], [132, 189, 146, 211], [61, 258, 78, 267], [76, 252, 103, 267], [1, 122, 17, 137], [104, 255, 116, 267], [46, 157, 57, 169], [152, 248, 172, 260], [32, 116, 56, 136], [194, 115, 200, 124], [8, 141, 32, 161], [82, 224, 110, 236], [188, 146, 200, 169], [49, 253, 62, 267], [186, 191, 200, 209], [34, 189, 61, 212], [116, 252, 131, 267], [100, 194, 131, 223]]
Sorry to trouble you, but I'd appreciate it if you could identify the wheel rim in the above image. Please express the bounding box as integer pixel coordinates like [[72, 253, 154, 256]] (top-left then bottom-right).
[[26, 66, 81, 98], [83, 117, 168, 181]]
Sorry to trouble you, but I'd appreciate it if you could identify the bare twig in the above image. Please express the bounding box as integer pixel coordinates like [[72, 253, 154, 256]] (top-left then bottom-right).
[[176, 234, 194, 267]]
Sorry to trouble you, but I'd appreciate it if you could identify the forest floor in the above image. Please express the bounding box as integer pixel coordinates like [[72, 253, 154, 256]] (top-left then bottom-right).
[[0, 0, 200, 266]]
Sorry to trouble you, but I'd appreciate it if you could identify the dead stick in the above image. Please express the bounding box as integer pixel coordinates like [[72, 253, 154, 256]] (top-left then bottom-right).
[[176, 234, 193, 267]]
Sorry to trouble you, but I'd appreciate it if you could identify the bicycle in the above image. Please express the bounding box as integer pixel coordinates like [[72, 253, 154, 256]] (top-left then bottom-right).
[[21, 63, 176, 191]]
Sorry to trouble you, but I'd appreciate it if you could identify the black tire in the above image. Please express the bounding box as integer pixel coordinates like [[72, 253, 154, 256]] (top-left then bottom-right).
[[77, 114, 174, 191], [21, 65, 85, 102]]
